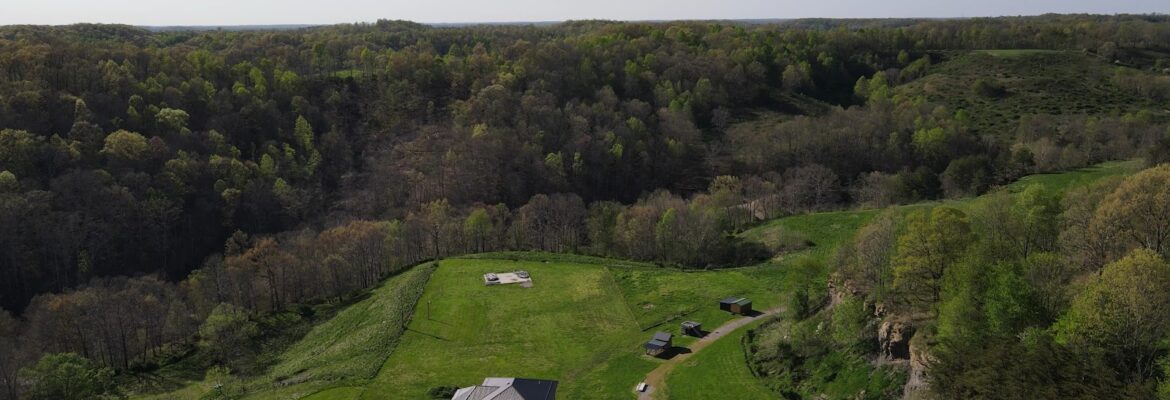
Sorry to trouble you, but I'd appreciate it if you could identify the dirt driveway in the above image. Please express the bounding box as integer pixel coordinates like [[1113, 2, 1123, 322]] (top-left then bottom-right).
[[636, 308, 781, 400]]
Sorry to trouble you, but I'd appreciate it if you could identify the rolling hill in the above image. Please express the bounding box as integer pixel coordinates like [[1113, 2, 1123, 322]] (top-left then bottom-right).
[[899, 50, 1163, 136], [133, 160, 1142, 400]]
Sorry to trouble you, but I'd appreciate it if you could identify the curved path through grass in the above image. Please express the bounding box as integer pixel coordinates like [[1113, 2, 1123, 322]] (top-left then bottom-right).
[[637, 307, 781, 400]]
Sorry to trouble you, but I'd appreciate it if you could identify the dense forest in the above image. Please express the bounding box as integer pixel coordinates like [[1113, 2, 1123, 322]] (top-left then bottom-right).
[[2, 14, 1170, 400]]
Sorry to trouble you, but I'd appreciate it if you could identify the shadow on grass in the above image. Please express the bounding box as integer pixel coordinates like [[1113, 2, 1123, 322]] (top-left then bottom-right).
[[654, 346, 694, 360], [406, 327, 450, 341]]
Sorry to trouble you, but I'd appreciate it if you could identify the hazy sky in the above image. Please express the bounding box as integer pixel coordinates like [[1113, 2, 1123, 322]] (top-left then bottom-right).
[[3, 0, 1169, 26]]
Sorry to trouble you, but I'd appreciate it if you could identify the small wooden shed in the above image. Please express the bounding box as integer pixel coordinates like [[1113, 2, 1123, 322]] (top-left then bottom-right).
[[644, 331, 673, 356], [719, 297, 753, 315], [681, 321, 702, 337]]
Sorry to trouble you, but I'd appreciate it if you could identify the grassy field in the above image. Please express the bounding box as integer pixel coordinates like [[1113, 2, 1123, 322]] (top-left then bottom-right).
[[362, 256, 796, 399], [135, 254, 794, 400], [663, 318, 775, 400], [259, 264, 437, 399], [363, 258, 653, 399], [900, 50, 1160, 136], [974, 49, 1069, 57], [1003, 159, 1140, 191], [133, 264, 437, 400]]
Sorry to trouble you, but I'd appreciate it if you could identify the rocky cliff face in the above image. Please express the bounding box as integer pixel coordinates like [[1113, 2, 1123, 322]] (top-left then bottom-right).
[[833, 275, 933, 399], [875, 308, 934, 399], [877, 317, 914, 361], [902, 332, 934, 399]]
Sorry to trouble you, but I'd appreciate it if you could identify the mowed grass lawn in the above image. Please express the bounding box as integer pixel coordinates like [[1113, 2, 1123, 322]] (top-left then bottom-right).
[[363, 256, 796, 399], [665, 319, 774, 400], [363, 258, 655, 399]]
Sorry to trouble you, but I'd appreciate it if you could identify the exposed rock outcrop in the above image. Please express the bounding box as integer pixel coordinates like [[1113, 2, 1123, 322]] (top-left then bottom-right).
[[902, 331, 934, 399], [877, 317, 914, 361]]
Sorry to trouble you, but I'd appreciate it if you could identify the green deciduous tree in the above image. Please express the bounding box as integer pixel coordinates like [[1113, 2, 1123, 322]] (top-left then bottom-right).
[[892, 207, 974, 314], [464, 208, 493, 253], [99, 129, 149, 164], [1089, 164, 1170, 257], [1058, 248, 1170, 377], [19, 353, 116, 400], [199, 303, 259, 367]]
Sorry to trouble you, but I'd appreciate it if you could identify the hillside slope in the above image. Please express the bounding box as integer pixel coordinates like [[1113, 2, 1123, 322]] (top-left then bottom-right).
[[899, 51, 1161, 135], [135, 160, 1142, 400], [728, 159, 1142, 398]]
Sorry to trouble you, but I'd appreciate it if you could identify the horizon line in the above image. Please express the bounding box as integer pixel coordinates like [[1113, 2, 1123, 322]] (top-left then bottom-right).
[[2, 12, 1167, 29]]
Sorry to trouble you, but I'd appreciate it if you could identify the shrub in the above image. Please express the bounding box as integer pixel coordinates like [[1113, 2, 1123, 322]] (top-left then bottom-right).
[[19, 353, 117, 400], [971, 78, 1007, 98]]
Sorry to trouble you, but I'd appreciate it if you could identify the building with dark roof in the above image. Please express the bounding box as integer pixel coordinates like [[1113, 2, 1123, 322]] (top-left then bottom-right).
[[719, 297, 753, 315], [450, 377, 558, 400], [644, 331, 673, 356], [681, 321, 702, 337]]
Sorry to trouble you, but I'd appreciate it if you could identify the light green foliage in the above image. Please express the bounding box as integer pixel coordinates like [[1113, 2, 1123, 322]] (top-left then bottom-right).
[[275, 70, 300, 93], [1159, 357, 1170, 400], [739, 161, 1137, 398], [259, 154, 276, 176], [893, 207, 974, 312], [911, 127, 949, 159], [654, 207, 677, 259], [292, 116, 321, 177], [1090, 164, 1170, 256], [0, 170, 16, 191], [263, 265, 436, 395], [20, 353, 116, 400], [830, 296, 871, 348], [156, 108, 190, 135], [981, 263, 1040, 336], [248, 67, 267, 97], [100, 129, 150, 162], [971, 185, 1061, 265], [856, 70, 891, 101], [294, 116, 314, 151], [197, 366, 245, 400], [199, 303, 259, 365], [834, 211, 898, 300], [542, 152, 564, 176], [1021, 252, 1074, 321], [788, 258, 823, 320], [463, 208, 492, 251], [0, 129, 38, 175], [1011, 185, 1062, 257], [272, 178, 293, 199], [935, 283, 984, 342], [608, 142, 623, 158], [1057, 248, 1170, 374]]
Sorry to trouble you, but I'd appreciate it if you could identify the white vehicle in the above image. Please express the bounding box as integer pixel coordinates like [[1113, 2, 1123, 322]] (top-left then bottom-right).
[[516, 270, 530, 279], [485, 273, 499, 281], [636, 382, 648, 392]]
